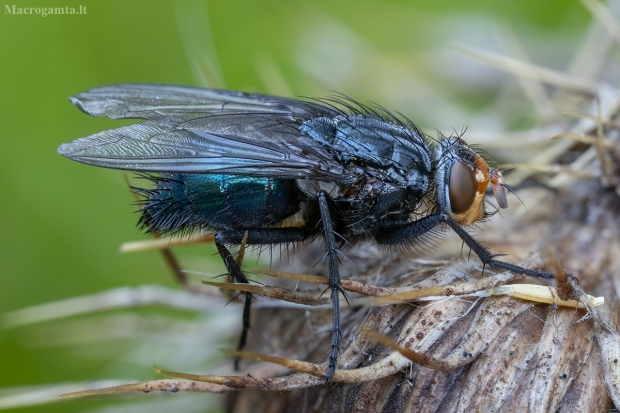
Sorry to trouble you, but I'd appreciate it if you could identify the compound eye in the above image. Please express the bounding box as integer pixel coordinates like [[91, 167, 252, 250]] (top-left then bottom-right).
[[449, 162, 477, 214]]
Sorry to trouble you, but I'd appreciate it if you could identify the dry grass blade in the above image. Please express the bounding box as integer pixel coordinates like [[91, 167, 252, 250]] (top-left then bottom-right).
[[581, 0, 620, 45], [254, 269, 330, 285], [155, 350, 411, 388], [0, 382, 129, 409], [485, 284, 603, 308], [1, 285, 219, 328], [561, 111, 620, 129], [204, 268, 603, 309], [59, 379, 228, 398], [153, 366, 325, 391], [119, 234, 214, 253], [452, 43, 599, 94], [201, 280, 329, 306], [363, 330, 460, 370], [550, 131, 615, 148]]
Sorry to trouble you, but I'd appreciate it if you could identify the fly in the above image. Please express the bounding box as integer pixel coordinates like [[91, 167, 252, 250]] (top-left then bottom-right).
[[57, 84, 553, 383]]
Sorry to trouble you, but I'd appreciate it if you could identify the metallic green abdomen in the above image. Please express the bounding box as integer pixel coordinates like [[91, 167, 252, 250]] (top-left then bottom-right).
[[136, 174, 300, 234]]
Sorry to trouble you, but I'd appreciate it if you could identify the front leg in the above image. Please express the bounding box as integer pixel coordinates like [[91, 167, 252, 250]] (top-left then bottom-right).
[[376, 212, 553, 279]]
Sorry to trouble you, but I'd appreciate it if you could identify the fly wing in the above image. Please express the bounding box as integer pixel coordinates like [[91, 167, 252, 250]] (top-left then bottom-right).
[[69, 83, 336, 122], [58, 84, 349, 181], [57, 120, 347, 178]]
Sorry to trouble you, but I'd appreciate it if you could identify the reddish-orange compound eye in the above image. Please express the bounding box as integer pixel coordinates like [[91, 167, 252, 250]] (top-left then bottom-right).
[[449, 162, 476, 214]]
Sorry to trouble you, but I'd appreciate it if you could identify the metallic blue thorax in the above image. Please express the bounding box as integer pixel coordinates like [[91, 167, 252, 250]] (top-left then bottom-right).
[[302, 115, 432, 190]]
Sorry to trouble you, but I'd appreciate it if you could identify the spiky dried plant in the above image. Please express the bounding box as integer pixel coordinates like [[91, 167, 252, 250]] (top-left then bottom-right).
[[221, 1, 620, 410], [3, 1, 620, 412]]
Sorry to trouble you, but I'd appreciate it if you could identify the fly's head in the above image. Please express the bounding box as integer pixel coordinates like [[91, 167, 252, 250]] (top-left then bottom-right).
[[435, 137, 508, 226]]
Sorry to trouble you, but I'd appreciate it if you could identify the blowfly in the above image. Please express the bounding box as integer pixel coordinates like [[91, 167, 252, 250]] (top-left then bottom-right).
[[58, 84, 553, 382]]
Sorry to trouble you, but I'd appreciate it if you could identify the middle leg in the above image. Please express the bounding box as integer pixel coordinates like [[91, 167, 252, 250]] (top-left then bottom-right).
[[316, 190, 346, 383]]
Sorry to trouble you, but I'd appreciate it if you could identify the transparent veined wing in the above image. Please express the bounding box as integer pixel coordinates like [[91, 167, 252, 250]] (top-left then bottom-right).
[[69, 83, 336, 122], [58, 84, 352, 181]]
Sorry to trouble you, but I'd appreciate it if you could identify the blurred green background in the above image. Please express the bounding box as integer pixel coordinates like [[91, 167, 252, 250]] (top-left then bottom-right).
[[0, 0, 593, 411]]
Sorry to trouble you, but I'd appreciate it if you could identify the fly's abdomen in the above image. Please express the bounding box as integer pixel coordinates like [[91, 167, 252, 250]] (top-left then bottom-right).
[[136, 174, 300, 234]]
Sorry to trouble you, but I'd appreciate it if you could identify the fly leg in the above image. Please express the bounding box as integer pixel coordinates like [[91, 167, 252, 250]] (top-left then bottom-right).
[[317, 190, 346, 384], [214, 228, 309, 368], [219, 201, 345, 383], [376, 212, 553, 279], [214, 237, 252, 366], [439, 213, 553, 279]]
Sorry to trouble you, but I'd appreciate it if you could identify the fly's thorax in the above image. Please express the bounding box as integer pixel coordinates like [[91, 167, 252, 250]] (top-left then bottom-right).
[[434, 137, 498, 226], [300, 114, 433, 188], [299, 113, 436, 230]]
